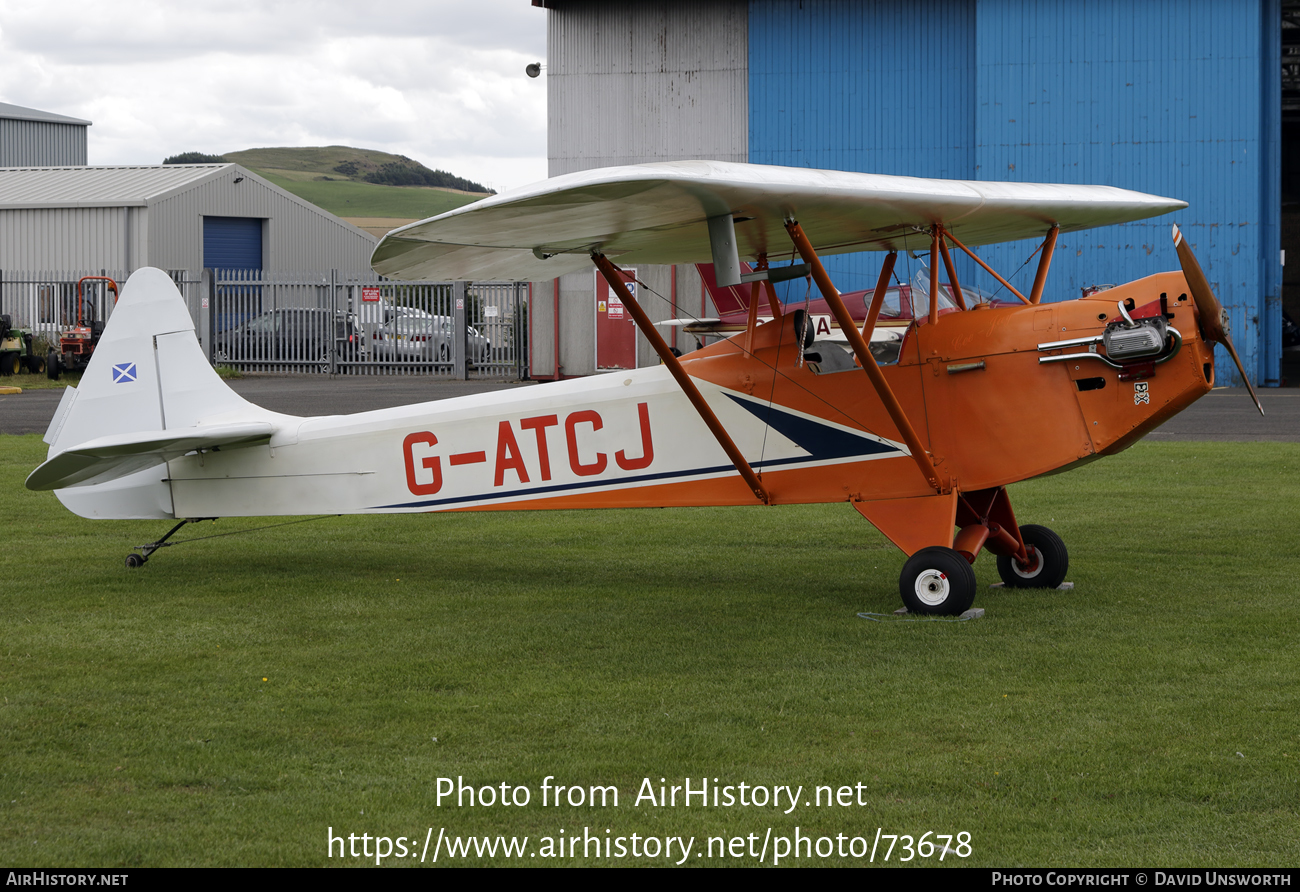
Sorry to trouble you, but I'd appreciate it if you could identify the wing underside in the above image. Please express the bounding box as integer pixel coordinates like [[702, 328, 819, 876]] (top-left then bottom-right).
[[371, 160, 1187, 282]]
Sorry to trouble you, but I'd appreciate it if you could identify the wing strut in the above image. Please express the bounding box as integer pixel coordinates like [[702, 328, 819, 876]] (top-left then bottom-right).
[[936, 225, 966, 311], [862, 251, 898, 339], [590, 252, 770, 505], [944, 229, 1030, 304], [1028, 225, 1059, 305], [783, 221, 948, 494]]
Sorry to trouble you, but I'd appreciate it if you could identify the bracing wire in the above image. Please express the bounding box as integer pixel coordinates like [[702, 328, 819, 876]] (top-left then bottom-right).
[[627, 268, 891, 451], [155, 515, 333, 548]]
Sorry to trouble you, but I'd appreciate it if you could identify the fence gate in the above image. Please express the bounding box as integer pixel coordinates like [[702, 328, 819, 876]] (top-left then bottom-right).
[[0, 268, 201, 349], [0, 268, 527, 380], [210, 269, 528, 379]]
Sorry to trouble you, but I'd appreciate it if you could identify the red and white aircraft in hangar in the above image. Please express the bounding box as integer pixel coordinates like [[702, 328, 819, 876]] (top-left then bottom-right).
[[27, 160, 1259, 615]]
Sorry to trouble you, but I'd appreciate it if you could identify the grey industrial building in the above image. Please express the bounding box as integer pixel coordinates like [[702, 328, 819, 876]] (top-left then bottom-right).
[[0, 163, 376, 274], [0, 101, 90, 167], [529, 4, 745, 378]]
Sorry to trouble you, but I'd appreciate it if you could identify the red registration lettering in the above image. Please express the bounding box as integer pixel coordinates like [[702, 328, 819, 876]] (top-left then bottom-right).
[[519, 414, 559, 480], [403, 432, 442, 495], [494, 421, 530, 486], [565, 410, 607, 476], [614, 402, 654, 471]]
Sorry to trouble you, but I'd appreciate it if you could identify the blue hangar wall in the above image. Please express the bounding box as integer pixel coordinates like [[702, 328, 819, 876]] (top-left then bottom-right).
[[747, 0, 1282, 387]]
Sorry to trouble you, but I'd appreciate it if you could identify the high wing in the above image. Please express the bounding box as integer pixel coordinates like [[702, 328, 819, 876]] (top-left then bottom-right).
[[371, 160, 1186, 282]]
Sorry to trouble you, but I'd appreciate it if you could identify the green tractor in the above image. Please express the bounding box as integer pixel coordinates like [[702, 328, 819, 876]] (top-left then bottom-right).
[[0, 314, 46, 377]]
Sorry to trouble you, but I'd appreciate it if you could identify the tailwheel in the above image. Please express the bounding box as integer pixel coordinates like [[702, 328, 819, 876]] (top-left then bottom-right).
[[899, 546, 977, 615], [996, 524, 1068, 589], [125, 553, 146, 568]]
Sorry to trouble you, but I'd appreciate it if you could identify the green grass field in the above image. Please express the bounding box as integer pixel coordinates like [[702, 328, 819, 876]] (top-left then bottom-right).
[[3, 371, 82, 391], [1, 435, 1297, 867]]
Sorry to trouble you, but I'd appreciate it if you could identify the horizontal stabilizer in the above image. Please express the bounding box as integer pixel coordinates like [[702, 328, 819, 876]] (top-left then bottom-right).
[[26, 422, 274, 491]]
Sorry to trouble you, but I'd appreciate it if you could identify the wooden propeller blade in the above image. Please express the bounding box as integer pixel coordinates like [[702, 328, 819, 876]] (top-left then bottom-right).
[[1172, 225, 1263, 416], [1172, 224, 1225, 343], [1221, 336, 1266, 416]]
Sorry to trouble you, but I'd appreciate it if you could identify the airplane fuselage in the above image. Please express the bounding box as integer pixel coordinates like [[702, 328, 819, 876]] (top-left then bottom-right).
[[105, 271, 1211, 521]]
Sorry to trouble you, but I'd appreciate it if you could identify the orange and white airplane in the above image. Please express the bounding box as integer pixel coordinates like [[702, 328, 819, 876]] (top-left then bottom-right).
[[27, 161, 1261, 615]]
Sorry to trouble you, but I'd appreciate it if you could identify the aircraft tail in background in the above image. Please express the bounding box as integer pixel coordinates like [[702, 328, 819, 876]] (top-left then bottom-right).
[[695, 261, 755, 316]]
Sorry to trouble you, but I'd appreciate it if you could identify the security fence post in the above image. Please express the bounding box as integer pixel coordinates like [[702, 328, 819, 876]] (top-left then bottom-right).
[[330, 269, 338, 376], [453, 279, 469, 380], [205, 268, 216, 364]]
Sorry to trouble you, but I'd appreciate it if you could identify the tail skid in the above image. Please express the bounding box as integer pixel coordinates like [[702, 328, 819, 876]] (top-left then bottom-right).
[[27, 268, 292, 519]]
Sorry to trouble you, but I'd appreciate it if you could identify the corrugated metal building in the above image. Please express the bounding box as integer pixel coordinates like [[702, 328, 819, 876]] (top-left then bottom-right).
[[0, 163, 376, 273], [0, 102, 90, 167], [532, 0, 1285, 387], [533, 1, 749, 376]]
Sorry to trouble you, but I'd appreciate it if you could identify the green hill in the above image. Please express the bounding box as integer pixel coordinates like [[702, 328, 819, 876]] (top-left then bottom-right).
[[215, 146, 492, 225]]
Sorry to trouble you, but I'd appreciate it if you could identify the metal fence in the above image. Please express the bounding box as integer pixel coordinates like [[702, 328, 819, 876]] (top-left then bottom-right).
[[0, 268, 528, 379]]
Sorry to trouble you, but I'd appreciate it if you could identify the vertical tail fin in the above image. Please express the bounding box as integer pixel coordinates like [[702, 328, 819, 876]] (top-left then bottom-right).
[[30, 268, 286, 518]]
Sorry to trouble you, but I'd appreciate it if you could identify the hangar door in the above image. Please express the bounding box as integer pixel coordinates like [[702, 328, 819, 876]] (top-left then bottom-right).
[[204, 216, 264, 332], [203, 216, 263, 271]]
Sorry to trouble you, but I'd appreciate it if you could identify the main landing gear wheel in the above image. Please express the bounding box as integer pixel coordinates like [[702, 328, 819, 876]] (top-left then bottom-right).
[[996, 524, 1068, 589], [899, 546, 977, 615]]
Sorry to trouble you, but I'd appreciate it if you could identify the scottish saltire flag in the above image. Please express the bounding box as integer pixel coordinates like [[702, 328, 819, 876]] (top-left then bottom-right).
[[111, 363, 137, 384]]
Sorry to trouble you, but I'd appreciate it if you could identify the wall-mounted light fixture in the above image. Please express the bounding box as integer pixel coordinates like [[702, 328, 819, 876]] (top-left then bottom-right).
[[525, 63, 543, 78]]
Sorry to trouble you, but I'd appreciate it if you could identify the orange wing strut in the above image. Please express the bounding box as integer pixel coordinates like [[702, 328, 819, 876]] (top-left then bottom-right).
[[944, 230, 1030, 304], [590, 253, 770, 505], [783, 222, 946, 494], [862, 251, 897, 338], [763, 280, 783, 317], [744, 281, 761, 355], [937, 226, 966, 311], [1028, 225, 1059, 305]]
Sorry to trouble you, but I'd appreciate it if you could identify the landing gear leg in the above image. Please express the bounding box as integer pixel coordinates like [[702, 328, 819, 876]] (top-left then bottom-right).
[[126, 519, 205, 568]]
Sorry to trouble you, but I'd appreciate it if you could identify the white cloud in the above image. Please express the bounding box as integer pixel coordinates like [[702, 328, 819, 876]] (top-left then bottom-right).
[[0, 0, 549, 191]]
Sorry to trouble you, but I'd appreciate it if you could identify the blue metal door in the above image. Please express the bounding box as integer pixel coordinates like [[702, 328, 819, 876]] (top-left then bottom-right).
[[204, 217, 263, 333]]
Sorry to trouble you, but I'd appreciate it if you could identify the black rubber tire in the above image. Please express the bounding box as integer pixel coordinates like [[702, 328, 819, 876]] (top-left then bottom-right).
[[46, 351, 61, 381], [790, 309, 816, 349], [125, 553, 146, 568], [0, 352, 16, 376], [899, 546, 977, 615], [997, 524, 1068, 589], [25, 353, 45, 374]]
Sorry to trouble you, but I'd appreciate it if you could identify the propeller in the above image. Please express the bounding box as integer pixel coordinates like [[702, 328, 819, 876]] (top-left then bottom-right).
[[1172, 224, 1264, 416]]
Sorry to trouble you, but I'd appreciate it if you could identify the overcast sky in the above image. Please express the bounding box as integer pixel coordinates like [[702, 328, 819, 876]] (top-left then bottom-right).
[[0, 0, 549, 192]]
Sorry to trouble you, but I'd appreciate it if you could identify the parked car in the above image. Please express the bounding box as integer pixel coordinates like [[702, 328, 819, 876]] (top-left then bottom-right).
[[213, 308, 365, 371], [373, 315, 492, 365]]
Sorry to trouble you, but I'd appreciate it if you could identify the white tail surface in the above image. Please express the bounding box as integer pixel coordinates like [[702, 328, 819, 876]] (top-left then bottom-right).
[[29, 268, 292, 518]]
